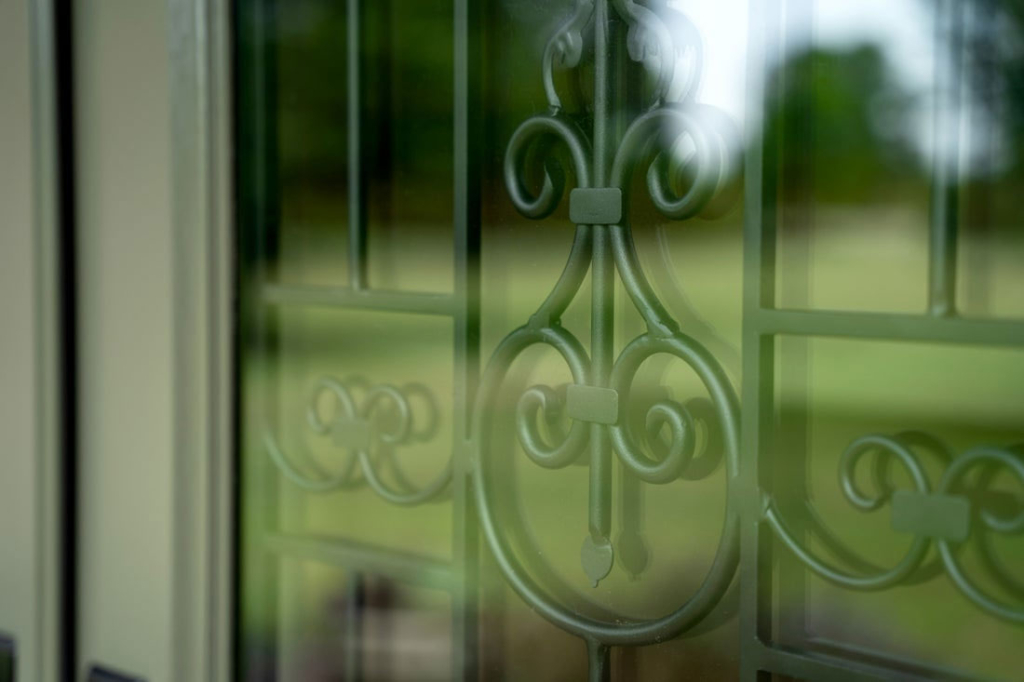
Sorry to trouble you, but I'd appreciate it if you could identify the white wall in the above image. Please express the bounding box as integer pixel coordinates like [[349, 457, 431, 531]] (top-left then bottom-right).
[[0, 0, 41, 678], [0, 3, 227, 679], [74, 1, 177, 678]]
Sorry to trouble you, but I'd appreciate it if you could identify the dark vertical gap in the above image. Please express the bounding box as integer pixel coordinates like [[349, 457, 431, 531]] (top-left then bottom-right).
[[342, 573, 365, 680], [52, 0, 77, 679], [230, 1, 243, 676], [234, 0, 281, 676], [0, 634, 14, 682], [365, 0, 395, 284], [476, 3, 503, 675], [346, 0, 368, 290]]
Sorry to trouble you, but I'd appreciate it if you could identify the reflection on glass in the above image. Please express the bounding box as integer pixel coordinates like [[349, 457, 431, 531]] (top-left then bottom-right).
[[236, 0, 1024, 680]]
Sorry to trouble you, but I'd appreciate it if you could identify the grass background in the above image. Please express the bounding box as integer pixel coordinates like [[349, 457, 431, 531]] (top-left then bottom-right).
[[239, 205, 1024, 681], [235, 0, 1024, 678]]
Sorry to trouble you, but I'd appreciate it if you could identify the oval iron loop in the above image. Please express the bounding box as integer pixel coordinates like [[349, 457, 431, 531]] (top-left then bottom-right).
[[505, 113, 592, 220], [517, 383, 591, 469], [939, 446, 1024, 534], [607, 332, 736, 484], [935, 446, 1024, 622], [610, 0, 676, 104], [357, 384, 452, 505], [764, 434, 932, 590], [263, 377, 362, 492], [358, 452, 453, 507], [542, 0, 596, 109], [263, 432, 361, 493], [611, 106, 720, 221], [307, 376, 359, 434], [472, 325, 741, 645], [361, 384, 413, 446]]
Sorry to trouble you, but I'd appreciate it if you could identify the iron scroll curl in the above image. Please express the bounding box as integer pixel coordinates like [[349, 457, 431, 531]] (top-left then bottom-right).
[[764, 433, 1024, 624], [265, 376, 451, 506], [764, 433, 936, 591], [938, 446, 1024, 623]]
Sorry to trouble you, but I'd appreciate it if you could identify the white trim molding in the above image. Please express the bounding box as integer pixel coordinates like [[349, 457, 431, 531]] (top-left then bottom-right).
[[168, 0, 234, 679], [29, 0, 64, 679]]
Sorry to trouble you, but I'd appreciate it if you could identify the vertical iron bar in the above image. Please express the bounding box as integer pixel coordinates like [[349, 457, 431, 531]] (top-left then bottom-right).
[[928, 0, 964, 317], [593, 0, 612, 186], [587, 639, 611, 682], [588, 0, 615, 566], [616, 464, 645, 577], [453, 0, 482, 677], [348, 0, 368, 290], [589, 233, 614, 547], [774, 0, 813, 655], [740, 0, 780, 679], [615, 18, 646, 609]]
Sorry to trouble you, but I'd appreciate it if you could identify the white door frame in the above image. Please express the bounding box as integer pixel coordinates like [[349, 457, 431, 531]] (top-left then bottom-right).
[[5, 1, 236, 679], [167, 0, 234, 680]]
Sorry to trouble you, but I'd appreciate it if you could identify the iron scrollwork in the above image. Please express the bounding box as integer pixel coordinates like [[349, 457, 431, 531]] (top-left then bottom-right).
[[765, 433, 1024, 624], [472, 0, 741, 663], [265, 376, 450, 505]]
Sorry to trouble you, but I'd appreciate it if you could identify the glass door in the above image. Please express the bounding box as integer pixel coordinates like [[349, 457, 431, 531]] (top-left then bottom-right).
[[234, 1, 1024, 679]]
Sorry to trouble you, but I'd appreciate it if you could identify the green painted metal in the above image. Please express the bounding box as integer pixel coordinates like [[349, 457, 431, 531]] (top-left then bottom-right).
[[739, 0, 1024, 678], [471, 4, 741, 679], [263, 378, 450, 504], [565, 385, 620, 426], [891, 491, 971, 543], [569, 188, 623, 226], [234, 0, 1024, 679]]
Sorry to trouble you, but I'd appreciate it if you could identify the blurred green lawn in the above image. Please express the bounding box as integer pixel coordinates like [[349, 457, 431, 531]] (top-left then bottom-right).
[[239, 209, 1024, 680]]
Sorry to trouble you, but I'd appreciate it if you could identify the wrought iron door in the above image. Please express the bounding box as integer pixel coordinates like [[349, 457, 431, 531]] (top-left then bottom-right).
[[236, 0, 1024, 679]]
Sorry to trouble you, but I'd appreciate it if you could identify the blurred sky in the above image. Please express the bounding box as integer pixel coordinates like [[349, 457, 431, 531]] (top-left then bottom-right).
[[670, 0, 958, 167]]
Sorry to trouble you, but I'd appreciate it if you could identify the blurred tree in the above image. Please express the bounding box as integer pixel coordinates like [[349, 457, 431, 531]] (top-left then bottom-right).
[[966, 0, 1024, 177], [764, 43, 919, 205]]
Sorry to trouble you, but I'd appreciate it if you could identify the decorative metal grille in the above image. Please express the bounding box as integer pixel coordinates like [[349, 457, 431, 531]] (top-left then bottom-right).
[[236, 0, 1024, 680], [469, 0, 741, 674], [266, 377, 448, 503], [737, 1, 1024, 677]]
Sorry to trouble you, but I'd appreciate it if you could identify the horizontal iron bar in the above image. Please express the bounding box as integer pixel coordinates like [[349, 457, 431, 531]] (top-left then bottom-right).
[[752, 643, 932, 682], [751, 309, 1024, 346], [805, 636, 980, 682], [263, 284, 455, 316], [262, 533, 456, 589]]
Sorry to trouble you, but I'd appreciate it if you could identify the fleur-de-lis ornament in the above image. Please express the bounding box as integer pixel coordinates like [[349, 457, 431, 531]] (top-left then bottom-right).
[[471, 0, 742, 665]]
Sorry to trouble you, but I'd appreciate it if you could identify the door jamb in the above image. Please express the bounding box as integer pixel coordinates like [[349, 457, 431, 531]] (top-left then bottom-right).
[[168, 0, 235, 679]]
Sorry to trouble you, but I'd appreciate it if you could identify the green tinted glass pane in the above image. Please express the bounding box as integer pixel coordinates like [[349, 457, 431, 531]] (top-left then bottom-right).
[[236, 0, 1024, 679], [772, 338, 1024, 679]]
